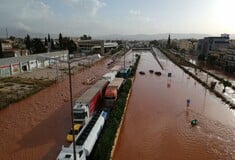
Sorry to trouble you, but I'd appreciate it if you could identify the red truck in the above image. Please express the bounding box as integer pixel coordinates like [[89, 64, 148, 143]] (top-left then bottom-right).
[[104, 78, 125, 107], [73, 80, 109, 124]]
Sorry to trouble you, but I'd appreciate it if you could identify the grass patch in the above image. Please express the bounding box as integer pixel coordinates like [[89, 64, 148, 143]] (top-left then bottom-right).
[[0, 76, 55, 110], [91, 79, 132, 160]]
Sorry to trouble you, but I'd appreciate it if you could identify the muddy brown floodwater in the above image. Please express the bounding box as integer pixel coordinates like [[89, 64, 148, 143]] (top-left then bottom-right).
[[113, 50, 235, 160], [0, 59, 109, 160]]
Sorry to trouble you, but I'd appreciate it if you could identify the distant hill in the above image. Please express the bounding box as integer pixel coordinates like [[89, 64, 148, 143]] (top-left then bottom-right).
[[0, 27, 62, 39], [93, 33, 210, 40], [1, 27, 234, 40]]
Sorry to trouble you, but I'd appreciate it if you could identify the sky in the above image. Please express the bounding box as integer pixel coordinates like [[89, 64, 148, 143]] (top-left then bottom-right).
[[0, 0, 235, 36]]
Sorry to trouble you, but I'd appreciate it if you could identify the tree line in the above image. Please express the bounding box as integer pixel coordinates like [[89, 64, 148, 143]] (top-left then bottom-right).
[[24, 33, 78, 54]]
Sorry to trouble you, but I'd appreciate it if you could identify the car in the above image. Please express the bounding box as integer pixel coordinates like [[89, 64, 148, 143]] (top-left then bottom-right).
[[66, 124, 82, 142], [73, 124, 82, 131]]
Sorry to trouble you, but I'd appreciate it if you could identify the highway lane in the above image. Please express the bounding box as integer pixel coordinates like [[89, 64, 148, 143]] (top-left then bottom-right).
[[113, 49, 235, 160]]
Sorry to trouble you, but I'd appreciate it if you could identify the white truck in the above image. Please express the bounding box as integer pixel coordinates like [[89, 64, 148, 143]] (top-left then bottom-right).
[[57, 110, 108, 160], [73, 80, 109, 124]]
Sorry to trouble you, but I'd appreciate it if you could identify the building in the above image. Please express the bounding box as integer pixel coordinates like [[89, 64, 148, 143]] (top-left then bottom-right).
[[197, 34, 230, 56], [92, 42, 118, 53], [0, 50, 68, 77], [176, 40, 194, 52], [221, 49, 235, 72], [77, 40, 104, 55]]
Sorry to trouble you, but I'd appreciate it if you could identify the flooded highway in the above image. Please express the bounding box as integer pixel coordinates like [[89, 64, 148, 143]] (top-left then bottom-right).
[[0, 60, 109, 160], [113, 49, 235, 160]]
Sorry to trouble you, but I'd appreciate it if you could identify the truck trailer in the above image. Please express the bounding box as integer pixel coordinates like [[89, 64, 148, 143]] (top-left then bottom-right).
[[57, 110, 108, 160], [73, 80, 109, 124], [104, 78, 125, 107], [101, 71, 117, 82]]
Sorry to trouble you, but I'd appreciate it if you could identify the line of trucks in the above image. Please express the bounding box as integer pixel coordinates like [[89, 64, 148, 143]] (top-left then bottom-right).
[[57, 65, 126, 160]]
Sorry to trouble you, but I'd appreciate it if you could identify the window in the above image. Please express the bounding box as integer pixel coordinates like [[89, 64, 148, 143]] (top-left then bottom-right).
[[74, 112, 87, 119]]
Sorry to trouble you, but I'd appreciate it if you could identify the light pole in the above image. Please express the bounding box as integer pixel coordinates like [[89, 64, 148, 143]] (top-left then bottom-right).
[[37, 56, 83, 160], [67, 60, 77, 160]]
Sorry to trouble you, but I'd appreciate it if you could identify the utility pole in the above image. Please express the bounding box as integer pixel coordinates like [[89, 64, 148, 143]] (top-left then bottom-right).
[[124, 41, 127, 69], [37, 56, 77, 160], [68, 61, 77, 160], [6, 28, 8, 39]]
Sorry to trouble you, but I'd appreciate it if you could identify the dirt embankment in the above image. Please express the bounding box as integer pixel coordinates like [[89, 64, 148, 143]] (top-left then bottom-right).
[[0, 60, 109, 160]]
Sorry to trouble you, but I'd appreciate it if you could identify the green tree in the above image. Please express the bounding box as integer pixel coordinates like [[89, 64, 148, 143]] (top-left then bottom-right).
[[50, 39, 55, 50], [149, 40, 159, 46], [48, 34, 51, 42], [24, 34, 31, 51], [222, 80, 232, 93], [80, 34, 92, 40], [167, 34, 171, 48], [67, 39, 77, 54], [59, 33, 63, 49], [0, 40, 3, 58], [44, 37, 48, 46], [31, 38, 46, 54]]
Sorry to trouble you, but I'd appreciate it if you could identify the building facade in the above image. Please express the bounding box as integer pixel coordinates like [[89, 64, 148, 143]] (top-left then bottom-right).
[[197, 34, 230, 56], [0, 50, 68, 77]]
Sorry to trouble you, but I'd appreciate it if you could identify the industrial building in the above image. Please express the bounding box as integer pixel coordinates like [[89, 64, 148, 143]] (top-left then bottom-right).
[[0, 50, 68, 77]]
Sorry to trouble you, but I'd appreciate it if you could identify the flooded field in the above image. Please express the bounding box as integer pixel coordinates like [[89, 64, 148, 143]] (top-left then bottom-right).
[[0, 60, 109, 160], [113, 50, 235, 160]]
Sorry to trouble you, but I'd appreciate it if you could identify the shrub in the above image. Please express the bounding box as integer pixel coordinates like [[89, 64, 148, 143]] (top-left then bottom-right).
[[91, 78, 133, 160]]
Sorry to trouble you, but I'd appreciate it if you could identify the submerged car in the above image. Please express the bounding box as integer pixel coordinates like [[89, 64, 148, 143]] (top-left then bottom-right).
[[155, 71, 162, 76]]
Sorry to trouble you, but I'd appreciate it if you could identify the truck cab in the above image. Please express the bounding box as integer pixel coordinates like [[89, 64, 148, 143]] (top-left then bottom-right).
[[73, 103, 90, 124], [56, 146, 86, 160], [104, 87, 118, 107]]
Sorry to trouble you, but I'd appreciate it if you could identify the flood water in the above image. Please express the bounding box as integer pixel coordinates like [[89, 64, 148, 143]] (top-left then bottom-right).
[[113, 49, 235, 160], [0, 60, 109, 160]]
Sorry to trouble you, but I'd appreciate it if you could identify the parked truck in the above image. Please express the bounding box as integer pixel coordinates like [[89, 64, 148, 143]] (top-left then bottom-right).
[[104, 78, 125, 107], [73, 80, 109, 124], [101, 71, 117, 82], [57, 110, 108, 160]]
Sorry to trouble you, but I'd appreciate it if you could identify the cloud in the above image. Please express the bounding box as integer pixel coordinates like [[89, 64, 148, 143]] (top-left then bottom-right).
[[0, 0, 57, 33], [128, 9, 155, 23], [65, 0, 106, 16], [19, 0, 54, 20], [129, 9, 141, 16]]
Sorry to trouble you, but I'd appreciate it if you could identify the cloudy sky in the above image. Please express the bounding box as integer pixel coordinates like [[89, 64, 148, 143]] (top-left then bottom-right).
[[0, 0, 235, 36]]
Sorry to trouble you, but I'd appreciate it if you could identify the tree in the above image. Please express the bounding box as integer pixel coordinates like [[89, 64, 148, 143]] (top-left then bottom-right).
[[167, 34, 171, 48], [222, 80, 232, 93], [59, 33, 63, 49], [44, 37, 48, 46], [0, 40, 3, 58], [50, 39, 55, 50], [67, 40, 77, 54], [31, 38, 46, 54], [149, 40, 159, 47], [9, 36, 16, 41], [25, 34, 31, 51], [48, 34, 51, 42], [80, 34, 92, 40]]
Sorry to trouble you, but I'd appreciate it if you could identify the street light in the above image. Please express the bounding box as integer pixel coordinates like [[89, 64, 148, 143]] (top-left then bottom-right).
[[37, 56, 84, 160]]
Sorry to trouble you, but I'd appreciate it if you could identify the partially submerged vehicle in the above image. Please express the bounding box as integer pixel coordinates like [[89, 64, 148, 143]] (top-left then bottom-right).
[[149, 70, 154, 74], [155, 71, 162, 76], [191, 119, 198, 126], [139, 71, 145, 75]]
